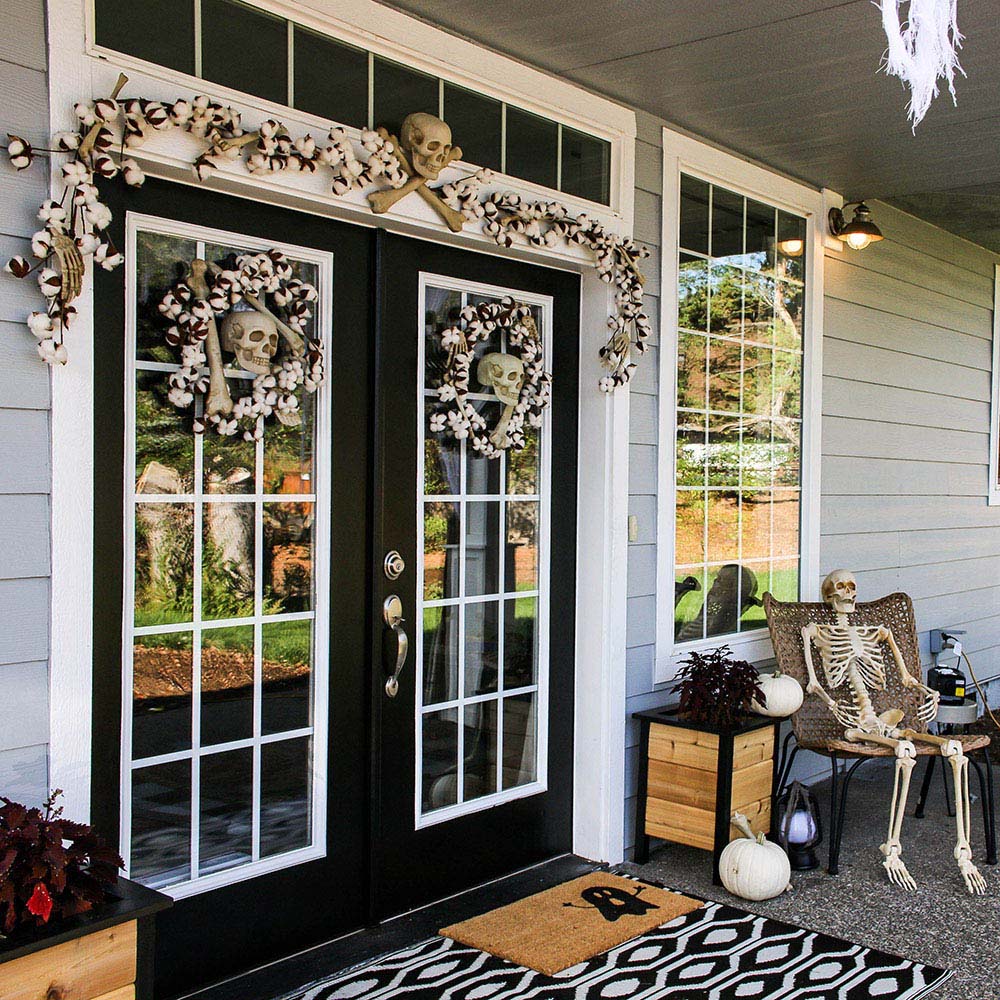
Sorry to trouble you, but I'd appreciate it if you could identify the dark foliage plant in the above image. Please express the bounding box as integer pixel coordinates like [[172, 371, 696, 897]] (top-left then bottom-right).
[[672, 646, 765, 729], [0, 790, 123, 936]]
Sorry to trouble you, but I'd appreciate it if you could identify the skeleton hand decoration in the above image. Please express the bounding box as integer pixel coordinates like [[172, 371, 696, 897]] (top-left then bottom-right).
[[802, 569, 985, 894]]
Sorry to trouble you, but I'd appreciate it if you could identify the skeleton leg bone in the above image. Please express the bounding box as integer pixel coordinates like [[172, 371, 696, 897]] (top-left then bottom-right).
[[846, 730, 918, 889], [940, 739, 988, 895]]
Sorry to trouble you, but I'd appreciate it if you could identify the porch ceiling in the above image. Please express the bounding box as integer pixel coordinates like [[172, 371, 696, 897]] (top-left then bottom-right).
[[379, 0, 1000, 251]]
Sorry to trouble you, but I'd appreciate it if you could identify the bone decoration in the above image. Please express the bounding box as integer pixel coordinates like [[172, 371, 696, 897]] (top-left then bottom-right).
[[802, 570, 987, 894], [478, 351, 525, 448], [368, 113, 467, 232]]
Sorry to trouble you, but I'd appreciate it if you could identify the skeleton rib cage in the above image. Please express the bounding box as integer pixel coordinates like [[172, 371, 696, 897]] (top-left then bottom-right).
[[764, 592, 932, 750]]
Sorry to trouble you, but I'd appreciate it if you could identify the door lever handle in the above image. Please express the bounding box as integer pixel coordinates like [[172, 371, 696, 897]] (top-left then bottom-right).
[[383, 594, 408, 698]]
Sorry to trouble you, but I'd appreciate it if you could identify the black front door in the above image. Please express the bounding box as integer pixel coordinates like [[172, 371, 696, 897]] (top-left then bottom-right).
[[94, 179, 373, 997], [370, 233, 580, 918], [93, 183, 579, 997]]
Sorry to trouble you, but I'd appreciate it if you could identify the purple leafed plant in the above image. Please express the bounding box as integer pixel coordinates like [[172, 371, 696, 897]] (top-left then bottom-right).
[[672, 646, 765, 729], [0, 790, 123, 936]]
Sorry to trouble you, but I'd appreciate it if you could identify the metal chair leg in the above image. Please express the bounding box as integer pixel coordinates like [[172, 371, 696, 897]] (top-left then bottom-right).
[[983, 748, 997, 864], [970, 756, 993, 865], [828, 755, 842, 875], [914, 754, 935, 818]]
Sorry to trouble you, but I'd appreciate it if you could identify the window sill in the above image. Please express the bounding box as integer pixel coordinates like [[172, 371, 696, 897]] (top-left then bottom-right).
[[654, 628, 775, 686]]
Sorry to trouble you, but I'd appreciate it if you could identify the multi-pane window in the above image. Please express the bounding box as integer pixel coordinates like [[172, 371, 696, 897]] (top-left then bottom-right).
[[124, 218, 330, 896], [673, 174, 806, 643], [418, 278, 550, 824], [92, 0, 612, 205]]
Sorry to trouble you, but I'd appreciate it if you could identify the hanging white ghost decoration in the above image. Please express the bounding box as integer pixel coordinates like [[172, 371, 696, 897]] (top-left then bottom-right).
[[879, 0, 964, 129]]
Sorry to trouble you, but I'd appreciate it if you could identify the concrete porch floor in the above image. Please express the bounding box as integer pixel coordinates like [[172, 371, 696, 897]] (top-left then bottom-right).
[[628, 758, 1000, 1000]]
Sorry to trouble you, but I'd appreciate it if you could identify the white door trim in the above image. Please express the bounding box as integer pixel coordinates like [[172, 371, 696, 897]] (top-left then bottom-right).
[[45, 0, 633, 866]]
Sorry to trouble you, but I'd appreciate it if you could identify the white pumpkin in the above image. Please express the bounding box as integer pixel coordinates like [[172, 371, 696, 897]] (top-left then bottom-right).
[[719, 813, 792, 901], [752, 669, 804, 717]]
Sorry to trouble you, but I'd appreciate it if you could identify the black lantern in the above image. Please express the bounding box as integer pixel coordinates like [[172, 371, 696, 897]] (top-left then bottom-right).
[[777, 781, 823, 870]]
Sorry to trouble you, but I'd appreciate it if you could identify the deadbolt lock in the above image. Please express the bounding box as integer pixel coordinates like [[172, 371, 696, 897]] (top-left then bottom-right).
[[384, 550, 405, 580]]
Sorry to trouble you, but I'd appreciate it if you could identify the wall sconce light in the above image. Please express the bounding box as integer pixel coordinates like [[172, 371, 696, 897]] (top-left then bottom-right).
[[828, 201, 884, 250]]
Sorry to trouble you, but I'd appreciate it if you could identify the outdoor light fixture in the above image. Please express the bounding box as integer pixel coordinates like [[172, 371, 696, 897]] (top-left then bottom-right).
[[828, 201, 884, 250], [776, 237, 805, 257]]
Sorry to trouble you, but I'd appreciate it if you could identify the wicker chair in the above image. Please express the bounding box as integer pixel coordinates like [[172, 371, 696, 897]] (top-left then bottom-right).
[[764, 591, 996, 874]]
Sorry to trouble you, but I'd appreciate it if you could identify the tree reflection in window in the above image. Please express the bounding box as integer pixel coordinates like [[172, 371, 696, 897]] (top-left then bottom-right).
[[674, 176, 805, 642]]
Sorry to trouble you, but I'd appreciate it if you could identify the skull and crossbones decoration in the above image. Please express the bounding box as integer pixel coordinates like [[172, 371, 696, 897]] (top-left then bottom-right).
[[429, 298, 551, 459], [802, 570, 987, 894], [158, 250, 324, 440], [368, 113, 467, 232]]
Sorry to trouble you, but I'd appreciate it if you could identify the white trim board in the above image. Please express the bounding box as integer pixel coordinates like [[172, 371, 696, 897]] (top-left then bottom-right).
[[653, 126, 826, 685], [988, 264, 1000, 506], [46, 0, 634, 866]]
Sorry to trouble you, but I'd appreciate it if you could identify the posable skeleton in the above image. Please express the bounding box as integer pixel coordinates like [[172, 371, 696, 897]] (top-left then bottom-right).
[[802, 570, 987, 893]]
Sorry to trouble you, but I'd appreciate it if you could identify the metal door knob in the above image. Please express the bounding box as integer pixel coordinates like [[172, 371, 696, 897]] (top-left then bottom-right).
[[383, 594, 408, 698]]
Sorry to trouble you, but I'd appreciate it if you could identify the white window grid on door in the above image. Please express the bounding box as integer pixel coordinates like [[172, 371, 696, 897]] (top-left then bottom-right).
[[121, 213, 332, 899], [415, 272, 552, 829]]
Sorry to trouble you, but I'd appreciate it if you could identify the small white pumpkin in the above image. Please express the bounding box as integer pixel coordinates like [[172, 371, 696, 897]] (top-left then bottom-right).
[[752, 669, 804, 717], [719, 813, 792, 901]]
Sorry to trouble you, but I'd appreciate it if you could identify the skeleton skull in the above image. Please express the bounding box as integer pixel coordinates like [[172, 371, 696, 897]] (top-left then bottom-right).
[[400, 113, 454, 180], [220, 310, 279, 375], [821, 568, 857, 614], [477, 352, 525, 406]]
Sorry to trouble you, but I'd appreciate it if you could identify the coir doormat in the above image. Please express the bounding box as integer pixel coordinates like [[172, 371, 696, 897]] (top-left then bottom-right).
[[439, 872, 702, 975]]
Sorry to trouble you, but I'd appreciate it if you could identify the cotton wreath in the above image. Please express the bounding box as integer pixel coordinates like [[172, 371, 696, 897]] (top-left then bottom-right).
[[429, 297, 551, 460], [158, 249, 323, 440], [4, 73, 650, 390]]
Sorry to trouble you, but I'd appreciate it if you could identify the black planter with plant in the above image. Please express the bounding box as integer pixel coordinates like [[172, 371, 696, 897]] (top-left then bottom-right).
[[632, 646, 787, 884]]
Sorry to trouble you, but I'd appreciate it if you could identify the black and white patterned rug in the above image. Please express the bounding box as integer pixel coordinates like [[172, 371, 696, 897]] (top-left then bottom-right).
[[283, 899, 950, 1000]]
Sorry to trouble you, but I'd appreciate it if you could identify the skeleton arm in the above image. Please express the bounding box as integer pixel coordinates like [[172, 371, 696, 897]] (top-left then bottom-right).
[[878, 627, 939, 722], [801, 624, 840, 714]]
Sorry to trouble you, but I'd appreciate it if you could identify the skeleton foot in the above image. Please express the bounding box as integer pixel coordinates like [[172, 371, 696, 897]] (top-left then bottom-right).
[[881, 849, 917, 891], [957, 855, 987, 895]]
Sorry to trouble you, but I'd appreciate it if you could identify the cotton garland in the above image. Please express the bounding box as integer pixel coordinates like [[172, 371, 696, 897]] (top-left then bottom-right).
[[4, 76, 650, 390], [158, 250, 323, 440], [429, 298, 551, 459]]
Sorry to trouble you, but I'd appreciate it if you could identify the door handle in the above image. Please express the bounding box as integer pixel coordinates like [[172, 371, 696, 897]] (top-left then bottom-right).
[[383, 594, 408, 698]]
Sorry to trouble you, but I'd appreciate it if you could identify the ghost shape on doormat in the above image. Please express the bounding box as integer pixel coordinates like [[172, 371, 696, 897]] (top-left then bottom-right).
[[563, 884, 660, 923]]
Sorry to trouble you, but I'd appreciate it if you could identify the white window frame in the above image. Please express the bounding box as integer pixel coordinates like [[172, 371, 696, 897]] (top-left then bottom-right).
[[79, 0, 632, 224], [654, 126, 825, 683], [989, 265, 1000, 505], [414, 273, 552, 829], [120, 213, 332, 899]]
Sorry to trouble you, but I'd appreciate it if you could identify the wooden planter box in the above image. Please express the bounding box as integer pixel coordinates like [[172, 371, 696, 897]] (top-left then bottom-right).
[[632, 707, 781, 884], [0, 878, 170, 1000]]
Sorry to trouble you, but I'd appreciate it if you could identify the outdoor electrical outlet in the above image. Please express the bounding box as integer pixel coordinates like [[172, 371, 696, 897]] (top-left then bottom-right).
[[930, 628, 966, 665], [628, 515, 639, 542]]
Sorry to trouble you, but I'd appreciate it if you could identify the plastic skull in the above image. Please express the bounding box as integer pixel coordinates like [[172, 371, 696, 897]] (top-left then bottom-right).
[[477, 352, 525, 406], [400, 112, 454, 179], [821, 568, 857, 614], [220, 310, 279, 375]]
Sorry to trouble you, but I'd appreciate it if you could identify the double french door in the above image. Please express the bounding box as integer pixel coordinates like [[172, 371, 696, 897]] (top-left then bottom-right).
[[93, 181, 579, 997]]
